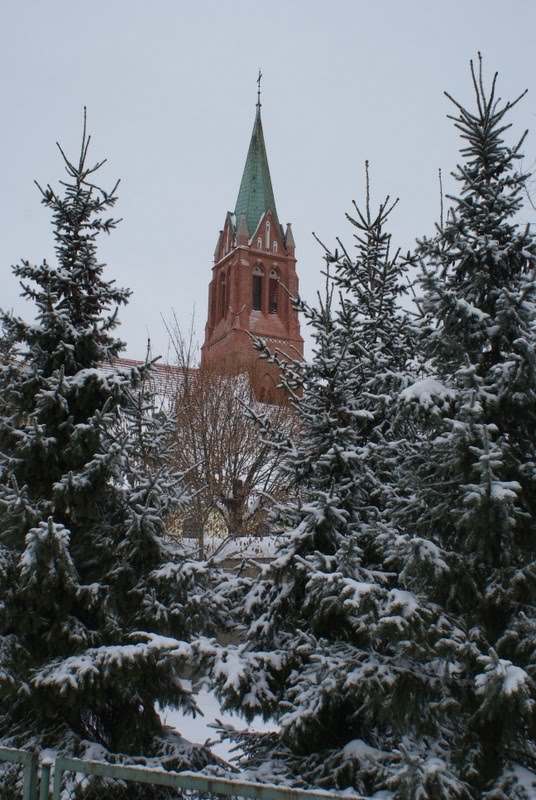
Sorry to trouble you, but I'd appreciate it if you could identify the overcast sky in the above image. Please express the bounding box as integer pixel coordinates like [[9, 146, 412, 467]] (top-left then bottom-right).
[[2, 1, 536, 362]]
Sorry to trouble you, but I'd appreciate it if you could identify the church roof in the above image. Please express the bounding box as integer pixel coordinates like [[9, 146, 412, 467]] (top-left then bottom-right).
[[101, 357, 190, 400], [234, 105, 279, 236]]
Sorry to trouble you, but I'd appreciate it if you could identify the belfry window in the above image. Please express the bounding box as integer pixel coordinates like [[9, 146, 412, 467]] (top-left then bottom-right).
[[269, 268, 278, 314], [265, 221, 271, 250], [219, 272, 227, 319], [273, 240, 278, 253], [252, 266, 263, 311], [257, 236, 263, 250]]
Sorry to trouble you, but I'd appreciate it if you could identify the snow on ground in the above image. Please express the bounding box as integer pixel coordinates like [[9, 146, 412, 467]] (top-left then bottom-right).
[[161, 688, 276, 762]]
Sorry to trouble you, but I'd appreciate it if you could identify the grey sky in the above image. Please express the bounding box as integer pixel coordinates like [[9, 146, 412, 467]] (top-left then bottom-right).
[[2, 0, 536, 362]]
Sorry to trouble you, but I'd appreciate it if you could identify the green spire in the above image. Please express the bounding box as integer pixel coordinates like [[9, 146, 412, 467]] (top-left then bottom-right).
[[234, 104, 279, 237]]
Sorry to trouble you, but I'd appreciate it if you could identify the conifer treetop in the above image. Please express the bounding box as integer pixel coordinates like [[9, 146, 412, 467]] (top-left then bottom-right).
[[8, 108, 131, 376]]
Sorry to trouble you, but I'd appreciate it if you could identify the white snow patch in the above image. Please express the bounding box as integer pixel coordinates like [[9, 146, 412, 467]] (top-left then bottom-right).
[[213, 649, 247, 693], [455, 298, 489, 321], [475, 656, 530, 697], [503, 664, 530, 696], [343, 739, 385, 759], [386, 589, 418, 615], [510, 763, 536, 798], [490, 480, 521, 500], [399, 378, 454, 408]]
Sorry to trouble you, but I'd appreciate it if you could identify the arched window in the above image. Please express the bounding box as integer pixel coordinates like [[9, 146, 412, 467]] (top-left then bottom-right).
[[269, 268, 278, 314], [252, 265, 263, 311], [219, 272, 227, 319], [257, 236, 263, 250], [265, 221, 271, 250], [273, 240, 278, 253], [258, 372, 277, 404]]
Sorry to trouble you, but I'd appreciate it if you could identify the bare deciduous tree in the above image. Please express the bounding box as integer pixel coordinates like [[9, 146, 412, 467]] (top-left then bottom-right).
[[163, 311, 298, 557]]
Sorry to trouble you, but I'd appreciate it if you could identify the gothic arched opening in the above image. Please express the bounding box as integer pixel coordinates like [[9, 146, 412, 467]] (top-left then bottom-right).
[[269, 268, 278, 314], [252, 265, 263, 311]]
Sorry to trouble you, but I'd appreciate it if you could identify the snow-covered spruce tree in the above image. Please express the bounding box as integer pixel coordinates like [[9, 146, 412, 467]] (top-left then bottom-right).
[[213, 176, 470, 798], [0, 115, 227, 772], [394, 57, 536, 798]]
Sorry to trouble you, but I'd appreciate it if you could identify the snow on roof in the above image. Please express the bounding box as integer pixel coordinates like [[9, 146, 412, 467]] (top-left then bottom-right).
[[100, 357, 194, 399]]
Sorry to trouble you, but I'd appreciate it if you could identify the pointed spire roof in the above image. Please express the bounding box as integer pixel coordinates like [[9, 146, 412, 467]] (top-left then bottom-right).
[[284, 223, 295, 254], [234, 103, 279, 237], [236, 213, 249, 245]]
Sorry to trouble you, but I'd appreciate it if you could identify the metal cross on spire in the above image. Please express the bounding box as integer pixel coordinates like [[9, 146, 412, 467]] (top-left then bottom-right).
[[257, 69, 263, 107]]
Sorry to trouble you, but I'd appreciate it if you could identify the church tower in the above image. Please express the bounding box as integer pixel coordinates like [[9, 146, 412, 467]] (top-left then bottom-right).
[[200, 85, 304, 403]]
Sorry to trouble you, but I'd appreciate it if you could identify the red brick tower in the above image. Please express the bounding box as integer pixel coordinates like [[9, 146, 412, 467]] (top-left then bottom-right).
[[200, 87, 303, 403]]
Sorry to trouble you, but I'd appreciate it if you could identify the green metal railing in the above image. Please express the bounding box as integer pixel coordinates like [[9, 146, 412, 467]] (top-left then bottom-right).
[[50, 757, 368, 800], [0, 747, 368, 800], [0, 746, 39, 800]]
